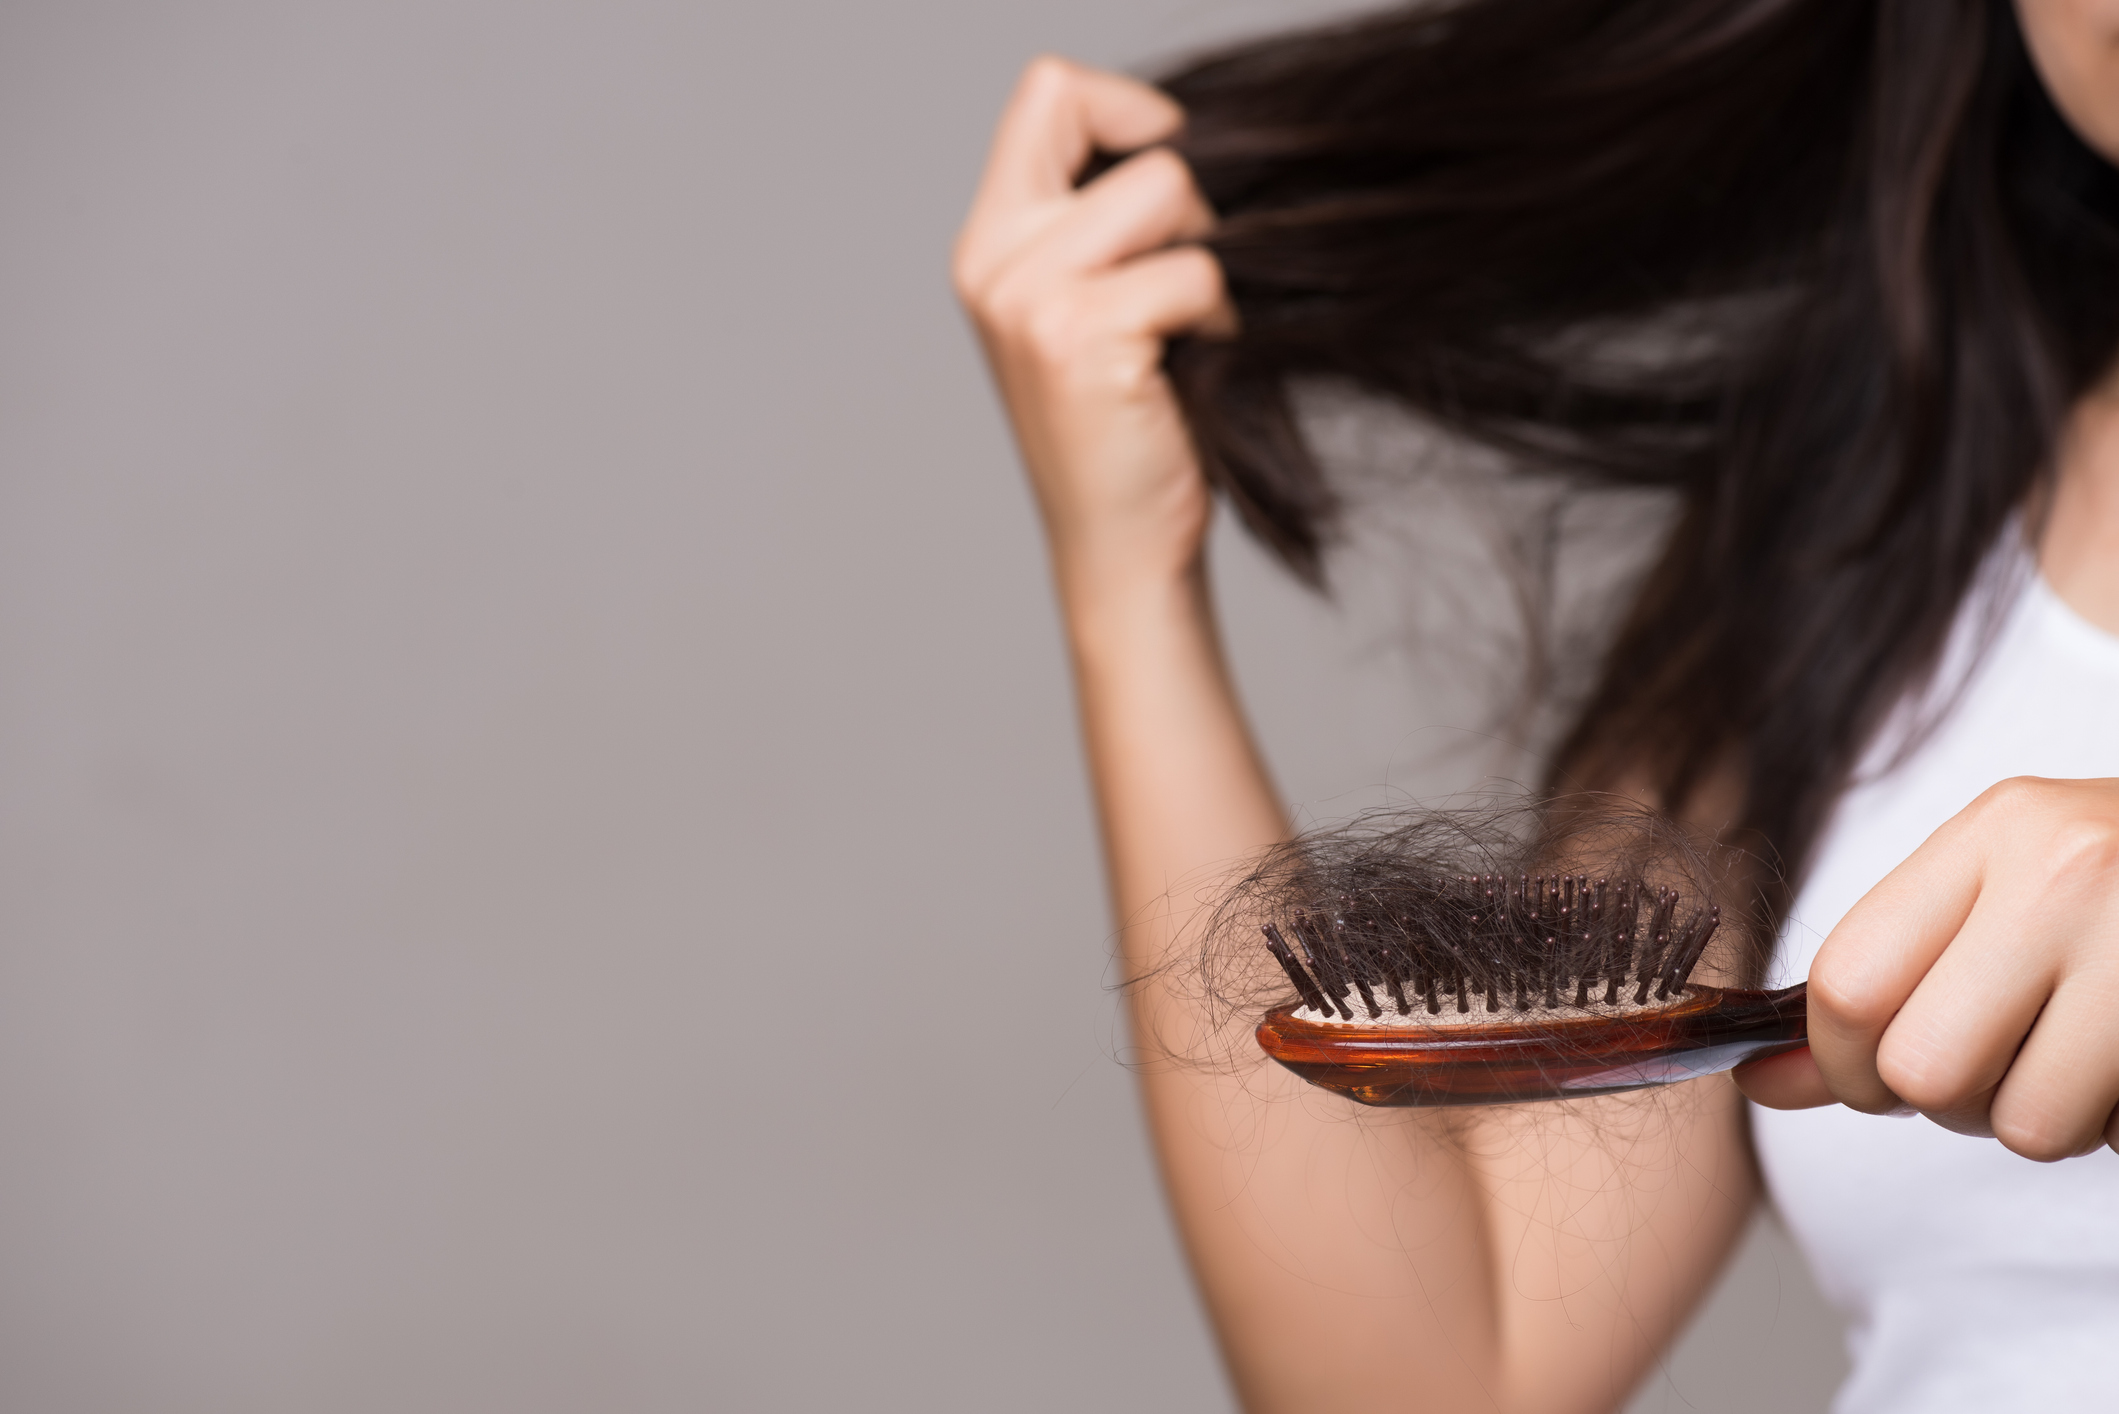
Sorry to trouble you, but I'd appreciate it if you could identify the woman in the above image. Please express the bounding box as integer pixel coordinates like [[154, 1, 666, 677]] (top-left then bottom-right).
[[954, 2, 2119, 1410]]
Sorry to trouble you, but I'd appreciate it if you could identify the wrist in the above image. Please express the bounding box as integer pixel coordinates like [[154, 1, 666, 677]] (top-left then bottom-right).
[[1052, 547, 1207, 656]]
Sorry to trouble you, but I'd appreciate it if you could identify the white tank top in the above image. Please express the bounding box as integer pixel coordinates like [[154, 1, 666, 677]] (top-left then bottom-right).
[[1751, 564, 2119, 1414]]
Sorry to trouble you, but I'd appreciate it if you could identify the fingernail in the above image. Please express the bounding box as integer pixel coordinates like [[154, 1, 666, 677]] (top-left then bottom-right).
[[1884, 1103, 1918, 1119]]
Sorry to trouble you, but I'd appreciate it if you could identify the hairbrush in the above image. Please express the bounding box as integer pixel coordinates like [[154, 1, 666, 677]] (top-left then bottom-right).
[[1253, 872, 1808, 1107]]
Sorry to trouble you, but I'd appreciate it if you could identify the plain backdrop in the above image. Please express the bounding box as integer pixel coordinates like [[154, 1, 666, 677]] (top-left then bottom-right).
[[0, 2, 1848, 1410]]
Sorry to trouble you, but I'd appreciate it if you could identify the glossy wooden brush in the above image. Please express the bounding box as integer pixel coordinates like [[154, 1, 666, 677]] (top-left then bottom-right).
[[1253, 873, 1809, 1106]]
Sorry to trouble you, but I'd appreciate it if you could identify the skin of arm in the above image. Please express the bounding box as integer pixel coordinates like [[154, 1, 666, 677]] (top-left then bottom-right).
[[954, 58, 1756, 1413]]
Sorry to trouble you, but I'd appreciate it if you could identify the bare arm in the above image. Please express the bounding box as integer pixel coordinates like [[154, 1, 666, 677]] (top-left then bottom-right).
[[955, 58, 1755, 1413]]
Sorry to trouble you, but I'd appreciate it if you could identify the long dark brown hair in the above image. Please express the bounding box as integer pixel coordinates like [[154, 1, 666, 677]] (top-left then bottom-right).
[[1157, 0, 2119, 912]]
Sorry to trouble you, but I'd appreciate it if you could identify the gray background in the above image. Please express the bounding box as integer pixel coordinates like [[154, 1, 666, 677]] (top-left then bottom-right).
[[0, 2, 1845, 1409]]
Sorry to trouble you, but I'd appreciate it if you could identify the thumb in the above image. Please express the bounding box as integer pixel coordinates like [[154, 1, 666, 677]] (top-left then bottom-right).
[[1734, 1045, 1838, 1109]]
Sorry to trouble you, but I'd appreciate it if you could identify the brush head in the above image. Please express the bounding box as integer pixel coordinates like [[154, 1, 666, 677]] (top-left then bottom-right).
[[1196, 800, 1796, 1107], [1262, 873, 1722, 1029], [1195, 799, 1756, 1031]]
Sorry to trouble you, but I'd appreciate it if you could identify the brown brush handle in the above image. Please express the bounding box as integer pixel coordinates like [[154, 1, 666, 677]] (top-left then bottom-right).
[[1256, 983, 1810, 1108]]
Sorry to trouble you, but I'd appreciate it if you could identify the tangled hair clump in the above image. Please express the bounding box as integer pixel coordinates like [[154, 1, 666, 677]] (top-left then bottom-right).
[[1188, 795, 1771, 1044]]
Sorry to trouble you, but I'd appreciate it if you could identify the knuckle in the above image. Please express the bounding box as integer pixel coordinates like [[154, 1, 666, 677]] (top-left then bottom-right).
[[1133, 146, 1201, 203], [1133, 143, 1186, 179], [1103, 345, 1164, 398], [1873, 1036, 1959, 1113], [1973, 775, 2052, 825], [949, 246, 988, 307], [2048, 815, 2119, 881], [958, 279, 1008, 331], [1174, 246, 1227, 296], [1155, 252, 1229, 325], [1021, 300, 1089, 366], [974, 273, 1041, 336], [1806, 950, 1891, 1031], [1019, 54, 1078, 99]]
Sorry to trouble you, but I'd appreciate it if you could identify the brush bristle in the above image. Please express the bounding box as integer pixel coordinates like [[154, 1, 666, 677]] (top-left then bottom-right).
[[1262, 873, 1721, 1025]]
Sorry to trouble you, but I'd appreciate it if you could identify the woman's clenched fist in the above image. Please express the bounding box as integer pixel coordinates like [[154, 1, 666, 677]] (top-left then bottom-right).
[[953, 58, 1236, 603]]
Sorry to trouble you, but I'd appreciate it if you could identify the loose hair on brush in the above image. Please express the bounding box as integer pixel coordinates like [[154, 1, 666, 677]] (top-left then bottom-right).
[[1192, 795, 1753, 1033], [1157, 0, 2119, 913]]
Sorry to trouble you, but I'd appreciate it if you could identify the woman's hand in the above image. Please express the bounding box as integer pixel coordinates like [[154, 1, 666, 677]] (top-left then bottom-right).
[[1738, 776, 2119, 1158], [952, 57, 1236, 603]]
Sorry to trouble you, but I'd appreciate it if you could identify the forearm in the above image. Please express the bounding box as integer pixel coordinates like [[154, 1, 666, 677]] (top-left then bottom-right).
[[1059, 553, 1488, 1408], [1060, 554, 1285, 1011], [1061, 550, 1441, 1406]]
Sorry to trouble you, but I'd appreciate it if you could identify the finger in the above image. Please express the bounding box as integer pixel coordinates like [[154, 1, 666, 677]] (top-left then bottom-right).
[[1732, 1046, 1836, 1110], [1988, 979, 2119, 1161], [1087, 244, 1233, 340], [1807, 809, 1985, 1113], [979, 57, 1183, 211], [1870, 882, 2057, 1131], [1006, 147, 1216, 285], [995, 249, 1232, 399]]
